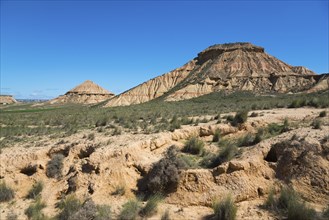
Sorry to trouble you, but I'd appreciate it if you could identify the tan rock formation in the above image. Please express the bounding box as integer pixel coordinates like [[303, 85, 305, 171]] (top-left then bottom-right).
[[50, 80, 114, 104], [0, 95, 17, 104], [105, 61, 195, 107], [105, 42, 327, 107]]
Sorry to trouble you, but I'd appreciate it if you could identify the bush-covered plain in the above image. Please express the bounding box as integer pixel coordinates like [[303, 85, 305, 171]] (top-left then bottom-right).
[[1, 91, 328, 149]]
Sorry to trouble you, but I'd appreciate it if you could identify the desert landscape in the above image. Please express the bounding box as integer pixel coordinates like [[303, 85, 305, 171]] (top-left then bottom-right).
[[0, 42, 329, 220]]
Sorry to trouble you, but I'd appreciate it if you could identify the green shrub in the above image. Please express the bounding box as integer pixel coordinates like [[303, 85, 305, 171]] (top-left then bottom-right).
[[57, 196, 111, 220], [282, 118, 289, 132], [26, 181, 43, 199], [0, 182, 15, 202], [323, 205, 329, 218], [95, 204, 112, 220], [140, 194, 163, 217], [218, 143, 238, 163], [57, 194, 82, 220], [182, 136, 204, 155], [112, 185, 126, 196], [264, 189, 276, 210], [212, 196, 237, 220], [213, 129, 221, 142], [201, 141, 238, 168], [87, 133, 95, 141], [143, 146, 187, 194], [46, 154, 64, 179], [226, 115, 234, 123], [277, 187, 299, 210], [319, 111, 327, 117], [161, 209, 171, 220], [238, 133, 255, 147], [69, 200, 111, 220], [119, 199, 141, 220], [231, 110, 249, 126], [253, 128, 265, 144], [95, 117, 108, 127], [178, 154, 199, 168], [250, 112, 258, 117], [312, 119, 322, 129], [287, 199, 316, 220], [267, 123, 283, 135], [25, 198, 46, 220]]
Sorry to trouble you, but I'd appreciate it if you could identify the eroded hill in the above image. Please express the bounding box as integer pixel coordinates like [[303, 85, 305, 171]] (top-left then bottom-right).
[[105, 43, 328, 107]]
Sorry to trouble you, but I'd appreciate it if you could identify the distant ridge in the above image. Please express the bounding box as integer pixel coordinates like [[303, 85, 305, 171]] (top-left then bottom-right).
[[50, 80, 114, 104], [105, 42, 328, 107]]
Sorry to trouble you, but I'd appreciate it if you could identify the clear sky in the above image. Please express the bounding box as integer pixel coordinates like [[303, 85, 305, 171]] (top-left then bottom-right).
[[1, 0, 328, 99]]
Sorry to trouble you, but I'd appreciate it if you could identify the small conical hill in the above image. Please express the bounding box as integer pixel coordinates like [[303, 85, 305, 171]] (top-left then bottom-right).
[[50, 80, 114, 104]]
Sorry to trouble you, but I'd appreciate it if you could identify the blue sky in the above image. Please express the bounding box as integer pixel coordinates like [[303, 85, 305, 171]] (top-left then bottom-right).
[[1, 0, 328, 99]]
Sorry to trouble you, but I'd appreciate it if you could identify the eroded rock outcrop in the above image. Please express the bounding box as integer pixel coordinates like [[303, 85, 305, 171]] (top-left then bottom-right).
[[105, 61, 195, 107], [50, 80, 114, 104], [105, 42, 327, 106]]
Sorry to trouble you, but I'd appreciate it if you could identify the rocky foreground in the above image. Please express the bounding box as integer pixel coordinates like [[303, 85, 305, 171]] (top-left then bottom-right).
[[0, 108, 328, 219]]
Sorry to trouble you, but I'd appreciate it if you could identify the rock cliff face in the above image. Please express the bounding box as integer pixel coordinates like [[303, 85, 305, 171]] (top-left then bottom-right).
[[50, 80, 114, 104], [105, 42, 328, 107], [0, 95, 17, 105]]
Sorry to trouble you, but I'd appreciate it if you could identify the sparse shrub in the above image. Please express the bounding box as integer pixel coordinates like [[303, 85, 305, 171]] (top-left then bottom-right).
[[182, 136, 204, 155], [95, 117, 108, 127], [214, 113, 221, 120], [140, 194, 163, 217], [226, 115, 234, 123], [57, 194, 82, 220], [218, 143, 238, 163], [267, 123, 283, 135], [250, 112, 258, 117], [69, 200, 96, 220], [282, 118, 290, 132], [319, 110, 327, 117], [312, 119, 322, 129], [323, 205, 329, 218], [264, 188, 276, 210], [26, 181, 43, 200], [95, 204, 112, 220], [6, 210, 18, 220], [288, 100, 302, 108], [25, 198, 46, 220], [169, 115, 181, 131], [201, 141, 238, 168], [179, 154, 199, 168], [238, 133, 255, 147], [57, 196, 111, 220], [0, 182, 15, 202], [212, 196, 237, 220], [144, 146, 186, 194], [112, 185, 126, 196], [213, 129, 221, 142], [277, 187, 299, 210], [46, 154, 64, 179], [231, 110, 249, 126], [253, 128, 265, 144], [287, 199, 316, 220], [112, 127, 122, 136], [87, 133, 95, 141], [119, 199, 141, 220], [161, 209, 171, 220]]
